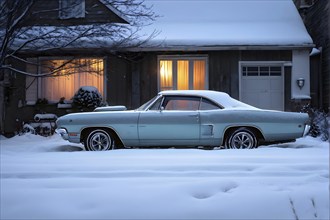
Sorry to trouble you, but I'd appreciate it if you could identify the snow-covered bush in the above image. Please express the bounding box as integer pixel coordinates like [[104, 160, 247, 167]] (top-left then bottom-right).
[[72, 86, 104, 109], [302, 105, 329, 141]]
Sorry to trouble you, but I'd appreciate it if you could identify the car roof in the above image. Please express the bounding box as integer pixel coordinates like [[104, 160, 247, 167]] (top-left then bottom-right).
[[158, 90, 258, 110]]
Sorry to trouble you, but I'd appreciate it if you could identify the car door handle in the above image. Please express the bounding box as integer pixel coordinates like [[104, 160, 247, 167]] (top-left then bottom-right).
[[188, 114, 199, 117]]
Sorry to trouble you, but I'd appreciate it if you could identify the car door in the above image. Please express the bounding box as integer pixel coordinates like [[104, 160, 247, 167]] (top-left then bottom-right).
[[138, 95, 201, 146]]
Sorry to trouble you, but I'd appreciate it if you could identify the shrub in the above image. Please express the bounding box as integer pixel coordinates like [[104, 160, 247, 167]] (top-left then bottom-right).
[[302, 104, 329, 141], [72, 86, 103, 109]]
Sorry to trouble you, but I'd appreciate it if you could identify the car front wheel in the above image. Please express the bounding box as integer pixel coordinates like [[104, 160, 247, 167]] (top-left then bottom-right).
[[225, 128, 258, 149], [85, 129, 114, 151]]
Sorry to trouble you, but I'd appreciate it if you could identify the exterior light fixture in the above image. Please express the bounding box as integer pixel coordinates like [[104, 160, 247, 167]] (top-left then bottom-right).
[[296, 78, 305, 89]]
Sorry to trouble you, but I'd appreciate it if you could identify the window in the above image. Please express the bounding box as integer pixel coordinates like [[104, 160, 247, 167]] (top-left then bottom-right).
[[40, 58, 104, 102], [162, 96, 200, 111], [159, 56, 208, 91], [242, 65, 282, 76], [59, 0, 85, 19], [200, 98, 221, 110]]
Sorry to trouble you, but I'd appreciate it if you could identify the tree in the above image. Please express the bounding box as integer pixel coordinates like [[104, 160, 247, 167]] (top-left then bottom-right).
[[0, 0, 156, 77], [0, 0, 156, 135]]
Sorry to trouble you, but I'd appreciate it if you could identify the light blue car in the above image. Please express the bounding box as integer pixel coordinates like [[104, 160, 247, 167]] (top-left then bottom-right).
[[56, 90, 310, 151]]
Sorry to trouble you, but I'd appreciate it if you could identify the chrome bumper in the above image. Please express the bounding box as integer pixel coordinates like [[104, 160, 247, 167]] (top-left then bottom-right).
[[303, 124, 311, 137], [55, 128, 69, 140]]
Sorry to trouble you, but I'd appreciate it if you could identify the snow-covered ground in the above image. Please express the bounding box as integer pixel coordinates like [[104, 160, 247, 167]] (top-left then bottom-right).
[[0, 134, 329, 220]]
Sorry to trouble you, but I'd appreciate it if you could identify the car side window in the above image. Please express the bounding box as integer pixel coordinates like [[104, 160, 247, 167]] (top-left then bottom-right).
[[162, 96, 200, 111], [200, 98, 221, 110], [148, 97, 163, 110]]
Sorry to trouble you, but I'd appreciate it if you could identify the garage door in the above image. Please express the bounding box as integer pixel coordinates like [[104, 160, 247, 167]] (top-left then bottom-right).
[[241, 66, 284, 111]]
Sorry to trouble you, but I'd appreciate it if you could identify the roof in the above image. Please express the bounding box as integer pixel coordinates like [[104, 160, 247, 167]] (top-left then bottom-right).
[[158, 90, 258, 110], [135, 0, 314, 51]]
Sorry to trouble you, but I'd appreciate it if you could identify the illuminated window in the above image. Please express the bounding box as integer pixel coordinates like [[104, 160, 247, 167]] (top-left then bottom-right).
[[159, 56, 208, 91], [40, 58, 104, 101]]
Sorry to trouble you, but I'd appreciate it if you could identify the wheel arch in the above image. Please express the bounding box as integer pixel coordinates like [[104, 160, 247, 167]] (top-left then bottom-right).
[[222, 126, 265, 146], [80, 127, 125, 148]]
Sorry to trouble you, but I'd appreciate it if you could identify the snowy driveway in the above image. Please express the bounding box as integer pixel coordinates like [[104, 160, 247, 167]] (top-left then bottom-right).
[[0, 134, 329, 219]]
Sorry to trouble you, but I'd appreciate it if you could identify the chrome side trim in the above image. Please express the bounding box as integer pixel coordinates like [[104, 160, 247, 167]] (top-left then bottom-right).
[[303, 124, 311, 137]]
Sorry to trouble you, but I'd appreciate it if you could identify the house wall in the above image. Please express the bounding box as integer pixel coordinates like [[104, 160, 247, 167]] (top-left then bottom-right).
[[23, 0, 127, 27], [303, 0, 330, 111], [106, 55, 132, 108], [2, 58, 30, 135], [130, 50, 293, 109]]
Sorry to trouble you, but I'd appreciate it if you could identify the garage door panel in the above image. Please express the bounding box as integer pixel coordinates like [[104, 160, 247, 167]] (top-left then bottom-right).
[[270, 78, 282, 90], [242, 79, 269, 91], [241, 65, 283, 111]]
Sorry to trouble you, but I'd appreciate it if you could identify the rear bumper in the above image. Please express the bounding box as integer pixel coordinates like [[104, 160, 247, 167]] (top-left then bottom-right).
[[303, 124, 311, 137]]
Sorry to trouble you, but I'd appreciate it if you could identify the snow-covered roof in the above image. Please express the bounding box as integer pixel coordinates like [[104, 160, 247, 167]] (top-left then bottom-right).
[[135, 0, 314, 51]]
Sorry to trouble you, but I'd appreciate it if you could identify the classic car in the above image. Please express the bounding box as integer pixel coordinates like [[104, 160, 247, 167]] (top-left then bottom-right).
[[56, 90, 310, 151]]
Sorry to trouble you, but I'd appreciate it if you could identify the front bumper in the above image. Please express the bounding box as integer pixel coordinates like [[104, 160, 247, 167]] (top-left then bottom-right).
[[303, 124, 311, 137], [55, 128, 69, 140]]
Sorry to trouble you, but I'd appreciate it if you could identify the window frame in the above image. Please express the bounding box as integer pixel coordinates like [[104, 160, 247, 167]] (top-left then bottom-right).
[[147, 95, 222, 111], [157, 55, 209, 91]]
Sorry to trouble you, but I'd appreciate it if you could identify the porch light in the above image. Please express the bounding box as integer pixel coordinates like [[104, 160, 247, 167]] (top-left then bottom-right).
[[296, 78, 305, 89]]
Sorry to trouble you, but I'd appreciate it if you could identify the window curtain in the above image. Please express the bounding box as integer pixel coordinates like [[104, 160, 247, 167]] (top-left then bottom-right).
[[160, 60, 173, 91], [41, 59, 104, 102], [193, 60, 205, 90], [177, 60, 189, 90]]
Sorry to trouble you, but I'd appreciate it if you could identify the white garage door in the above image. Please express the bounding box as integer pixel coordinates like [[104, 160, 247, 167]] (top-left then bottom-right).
[[241, 66, 284, 111]]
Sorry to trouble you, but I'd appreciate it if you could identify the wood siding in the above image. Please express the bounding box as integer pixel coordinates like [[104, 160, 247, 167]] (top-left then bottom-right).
[[304, 0, 330, 111], [128, 50, 292, 108], [22, 0, 127, 27]]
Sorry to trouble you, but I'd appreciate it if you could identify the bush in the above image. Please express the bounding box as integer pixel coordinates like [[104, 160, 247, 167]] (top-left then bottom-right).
[[302, 104, 329, 141], [72, 86, 104, 109]]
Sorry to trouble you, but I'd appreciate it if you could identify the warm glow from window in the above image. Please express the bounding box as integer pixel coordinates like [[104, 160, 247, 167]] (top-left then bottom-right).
[[177, 60, 189, 90], [160, 60, 173, 91], [159, 58, 207, 91], [193, 60, 205, 90], [41, 59, 104, 101]]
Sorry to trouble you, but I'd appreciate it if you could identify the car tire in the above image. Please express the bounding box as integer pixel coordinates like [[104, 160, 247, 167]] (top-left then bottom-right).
[[85, 129, 114, 151], [225, 128, 258, 149]]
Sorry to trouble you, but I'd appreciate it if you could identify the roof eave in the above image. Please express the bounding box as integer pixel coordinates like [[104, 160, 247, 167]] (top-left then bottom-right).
[[124, 44, 315, 52], [98, 0, 130, 24]]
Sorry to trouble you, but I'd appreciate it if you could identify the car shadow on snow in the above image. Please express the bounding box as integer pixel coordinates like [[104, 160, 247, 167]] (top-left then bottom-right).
[[49, 145, 84, 152], [261, 142, 313, 149]]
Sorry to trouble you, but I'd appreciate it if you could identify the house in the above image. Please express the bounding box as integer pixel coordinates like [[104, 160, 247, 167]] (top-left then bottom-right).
[[1, 0, 314, 136], [293, 0, 330, 112]]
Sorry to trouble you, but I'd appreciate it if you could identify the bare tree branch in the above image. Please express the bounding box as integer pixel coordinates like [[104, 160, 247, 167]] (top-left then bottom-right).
[[0, 0, 156, 77]]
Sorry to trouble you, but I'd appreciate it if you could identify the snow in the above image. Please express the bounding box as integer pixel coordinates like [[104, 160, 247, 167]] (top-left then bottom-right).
[[310, 48, 321, 56], [34, 113, 57, 122], [0, 134, 329, 219], [136, 0, 313, 50]]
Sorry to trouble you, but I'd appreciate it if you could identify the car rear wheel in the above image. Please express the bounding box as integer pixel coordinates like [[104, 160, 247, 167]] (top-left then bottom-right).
[[225, 128, 258, 149], [85, 129, 114, 151]]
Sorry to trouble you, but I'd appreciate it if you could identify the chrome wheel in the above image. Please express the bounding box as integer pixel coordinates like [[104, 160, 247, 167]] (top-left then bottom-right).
[[86, 129, 113, 151], [226, 128, 257, 149]]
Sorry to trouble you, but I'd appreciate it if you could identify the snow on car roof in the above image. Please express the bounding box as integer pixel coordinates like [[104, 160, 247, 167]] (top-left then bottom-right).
[[159, 90, 258, 110]]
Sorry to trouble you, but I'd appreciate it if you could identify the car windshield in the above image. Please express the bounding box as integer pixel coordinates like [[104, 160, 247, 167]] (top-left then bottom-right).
[[136, 95, 159, 111]]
